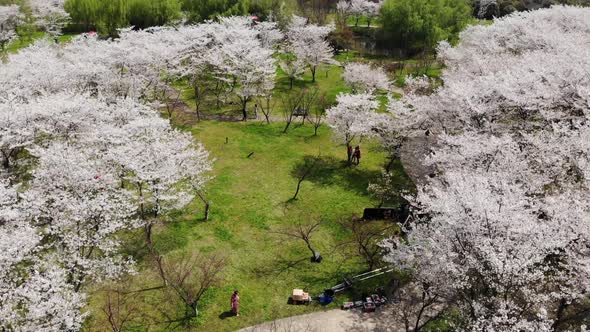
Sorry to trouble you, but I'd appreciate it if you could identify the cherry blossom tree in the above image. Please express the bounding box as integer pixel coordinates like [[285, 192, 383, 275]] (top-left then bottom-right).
[[0, 5, 21, 53], [280, 53, 306, 89], [28, 0, 66, 17], [382, 6, 590, 330], [0, 22, 218, 328], [28, 0, 69, 41], [254, 20, 284, 48], [343, 62, 390, 93], [337, 0, 383, 27], [0, 179, 87, 331], [286, 15, 337, 83], [113, 127, 212, 245], [363, 0, 383, 28], [203, 17, 277, 121], [326, 93, 388, 164], [173, 49, 213, 121], [26, 143, 139, 291]]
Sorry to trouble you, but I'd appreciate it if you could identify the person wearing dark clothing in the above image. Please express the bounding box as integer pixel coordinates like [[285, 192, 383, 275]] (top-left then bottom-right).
[[354, 146, 361, 165]]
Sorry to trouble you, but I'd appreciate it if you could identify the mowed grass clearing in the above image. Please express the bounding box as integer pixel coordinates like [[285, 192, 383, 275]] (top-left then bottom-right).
[[83, 119, 398, 331], [82, 55, 413, 332], [174, 121, 386, 331]]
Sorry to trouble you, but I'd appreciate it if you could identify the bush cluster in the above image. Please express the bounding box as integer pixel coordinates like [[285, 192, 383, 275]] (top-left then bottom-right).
[[64, 0, 297, 36]]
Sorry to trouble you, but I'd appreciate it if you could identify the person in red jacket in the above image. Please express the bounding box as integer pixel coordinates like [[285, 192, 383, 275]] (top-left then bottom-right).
[[231, 290, 240, 316], [354, 146, 361, 165]]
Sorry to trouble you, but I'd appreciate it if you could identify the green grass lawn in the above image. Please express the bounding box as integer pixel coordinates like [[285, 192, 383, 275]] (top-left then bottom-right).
[[5, 32, 78, 53], [83, 119, 410, 331], [185, 122, 387, 331], [80, 49, 414, 332]]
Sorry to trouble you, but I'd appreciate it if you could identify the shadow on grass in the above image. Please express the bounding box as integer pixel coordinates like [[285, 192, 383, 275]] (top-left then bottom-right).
[[218, 311, 235, 320], [251, 256, 309, 278], [290, 155, 381, 196]]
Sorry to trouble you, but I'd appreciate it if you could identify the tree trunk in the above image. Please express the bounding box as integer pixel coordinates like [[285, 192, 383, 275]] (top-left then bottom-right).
[[346, 143, 353, 165], [145, 222, 153, 247], [195, 190, 210, 221], [194, 85, 201, 122], [290, 78, 294, 89], [311, 66, 317, 83], [292, 177, 304, 200], [242, 99, 248, 121], [414, 292, 427, 332], [385, 156, 396, 173], [306, 240, 322, 263], [1, 152, 9, 169], [283, 120, 292, 133]]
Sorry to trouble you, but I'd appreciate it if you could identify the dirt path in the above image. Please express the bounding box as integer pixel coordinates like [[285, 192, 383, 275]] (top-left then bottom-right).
[[237, 306, 403, 332]]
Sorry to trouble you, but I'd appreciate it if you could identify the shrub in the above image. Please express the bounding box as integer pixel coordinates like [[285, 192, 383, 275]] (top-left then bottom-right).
[[65, 0, 182, 36]]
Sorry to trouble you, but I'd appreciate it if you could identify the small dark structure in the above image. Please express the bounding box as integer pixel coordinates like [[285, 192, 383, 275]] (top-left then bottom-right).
[[363, 206, 409, 221], [363, 297, 376, 312], [293, 106, 309, 117]]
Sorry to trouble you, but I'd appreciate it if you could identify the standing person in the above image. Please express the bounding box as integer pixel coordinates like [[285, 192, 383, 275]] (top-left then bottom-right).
[[231, 290, 240, 316], [354, 146, 361, 165]]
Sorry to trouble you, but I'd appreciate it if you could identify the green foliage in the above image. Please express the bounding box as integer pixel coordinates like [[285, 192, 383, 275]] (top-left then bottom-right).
[[64, 0, 182, 36], [127, 0, 182, 29], [180, 0, 240, 22], [63, 0, 298, 34], [380, 0, 472, 52], [0, 0, 25, 5], [181, 0, 297, 24]]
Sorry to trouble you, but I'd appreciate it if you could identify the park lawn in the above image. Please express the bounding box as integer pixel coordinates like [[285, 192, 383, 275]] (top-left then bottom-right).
[[82, 51, 412, 332], [184, 121, 388, 331], [83, 120, 403, 331]]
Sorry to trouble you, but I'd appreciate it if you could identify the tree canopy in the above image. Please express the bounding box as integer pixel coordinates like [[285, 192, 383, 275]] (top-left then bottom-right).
[[379, 0, 472, 52]]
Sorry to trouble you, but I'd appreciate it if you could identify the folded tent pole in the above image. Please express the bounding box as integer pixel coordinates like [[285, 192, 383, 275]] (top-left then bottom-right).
[[330, 266, 395, 293], [355, 268, 395, 282]]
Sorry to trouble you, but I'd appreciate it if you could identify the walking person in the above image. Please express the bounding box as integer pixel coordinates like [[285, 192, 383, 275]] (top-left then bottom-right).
[[354, 146, 361, 165], [231, 290, 240, 316]]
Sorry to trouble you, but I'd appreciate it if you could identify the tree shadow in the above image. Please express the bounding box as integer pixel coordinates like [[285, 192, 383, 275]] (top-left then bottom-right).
[[290, 155, 381, 196], [218, 311, 235, 320], [251, 256, 309, 278]]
